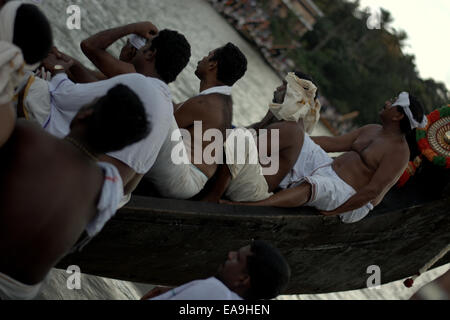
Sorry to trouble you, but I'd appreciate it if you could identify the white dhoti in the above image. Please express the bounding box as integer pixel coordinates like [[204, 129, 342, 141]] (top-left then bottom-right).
[[72, 162, 124, 252], [280, 135, 373, 224], [145, 119, 209, 199], [0, 272, 43, 300], [224, 128, 273, 202]]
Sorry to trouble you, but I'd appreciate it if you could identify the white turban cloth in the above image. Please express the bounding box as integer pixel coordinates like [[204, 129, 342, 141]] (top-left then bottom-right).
[[0, 1, 25, 104], [392, 92, 428, 130], [269, 72, 321, 134]]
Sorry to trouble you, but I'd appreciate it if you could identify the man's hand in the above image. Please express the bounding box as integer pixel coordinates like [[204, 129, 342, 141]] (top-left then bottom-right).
[[141, 286, 172, 300], [131, 21, 158, 39], [273, 80, 287, 104], [41, 53, 74, 75]]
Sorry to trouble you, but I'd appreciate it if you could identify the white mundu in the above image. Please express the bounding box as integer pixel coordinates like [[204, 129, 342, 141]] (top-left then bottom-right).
[[42, 73, 173, 175], [279, 134, 373, 224], [145, 85, 232, 199], [150, 277, 242, 300]]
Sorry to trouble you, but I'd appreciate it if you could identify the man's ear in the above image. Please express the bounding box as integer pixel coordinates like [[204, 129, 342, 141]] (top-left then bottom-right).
[[144, 49, 157, 62], [393, 110, 405, 122], [208, 60, 218, 71]]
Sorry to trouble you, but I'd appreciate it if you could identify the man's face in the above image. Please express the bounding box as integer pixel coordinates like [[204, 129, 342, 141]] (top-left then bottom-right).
[[195, 49, 217, 79], [217, 245, 252, 290], [273, 80, 288, 104], [380, 96, 402, 121], [131, 35, 156, 67], [119, 40, 137, 63]]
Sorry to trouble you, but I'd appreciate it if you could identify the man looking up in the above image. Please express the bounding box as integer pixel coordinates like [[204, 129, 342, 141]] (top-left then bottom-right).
[[142, 241, 291, 300]]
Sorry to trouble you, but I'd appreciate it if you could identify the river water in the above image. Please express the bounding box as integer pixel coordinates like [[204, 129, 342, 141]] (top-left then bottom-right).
[[32, 0, 448, 300]]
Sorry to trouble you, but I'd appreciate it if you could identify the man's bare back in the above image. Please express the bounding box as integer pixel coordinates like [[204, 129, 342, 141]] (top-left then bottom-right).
[[0, 121, 103, 285], [176, 93, 233, 178]]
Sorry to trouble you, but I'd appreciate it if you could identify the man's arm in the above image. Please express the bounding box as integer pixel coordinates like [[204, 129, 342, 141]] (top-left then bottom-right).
[[80, 22, 158, 78], [311, 126, 367, 153], [247, 110, 276, 130], [49, 47, 101, 83], [197, 163, 232, 202], [321, 151, 409, 216]]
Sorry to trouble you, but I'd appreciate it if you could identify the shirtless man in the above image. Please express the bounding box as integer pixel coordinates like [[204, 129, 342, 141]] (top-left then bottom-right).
[[0, 84, 149, 300], [230, 92, 426, 223], [143, 43, 248, 199], [200, 72, 319, 203]]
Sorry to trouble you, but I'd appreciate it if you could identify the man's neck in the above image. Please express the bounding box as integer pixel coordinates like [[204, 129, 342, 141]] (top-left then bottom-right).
[[65, 133, 99, 160], [382, 122, 403, 137], [135, 65, 165, 83], [199, 77, 226, 93]]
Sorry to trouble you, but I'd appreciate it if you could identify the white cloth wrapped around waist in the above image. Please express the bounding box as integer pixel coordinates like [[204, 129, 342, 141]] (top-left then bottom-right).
[[224, 128, 273, 202], [146, 118, 208, 199], [280, 134, 373, 224], [269, 72, 321, 134], [0, 272, 43, 300], [85, 162, 124, 238]]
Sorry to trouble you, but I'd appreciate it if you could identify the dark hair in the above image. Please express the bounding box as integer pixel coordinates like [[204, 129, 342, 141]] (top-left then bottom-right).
[[210, 43, 248, 86], [396, 94, 425, 135], [85, 84, 150, 154], [13, 4, 53, 64], [245, 240, 291, 300], [294, 71, 319, 100], [148, 29, 191, 84]]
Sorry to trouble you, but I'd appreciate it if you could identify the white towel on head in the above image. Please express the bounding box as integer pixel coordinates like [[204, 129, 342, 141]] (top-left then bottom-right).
[[392, 91, 428, 130], [269, 72, 321, 134], [129, 34, 147, 50], [0, 0, 22, 43], [0, 42, 24, 104]]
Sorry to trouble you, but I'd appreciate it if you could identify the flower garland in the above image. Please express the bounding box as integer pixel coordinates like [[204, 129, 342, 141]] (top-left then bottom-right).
[[397, 105, 450, 188], [416, 105, 450, 169]]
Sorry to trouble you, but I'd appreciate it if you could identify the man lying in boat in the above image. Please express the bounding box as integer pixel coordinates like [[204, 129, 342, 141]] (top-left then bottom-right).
[[141, 240, 291, 300], [0, 85, 150, 300], [0, 1, 52, 146], [143, 43, 248, 199], [203, 75, 426, 223], [18, 29, 191, 207]]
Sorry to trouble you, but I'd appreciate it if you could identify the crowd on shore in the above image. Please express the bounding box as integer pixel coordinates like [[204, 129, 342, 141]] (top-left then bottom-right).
[[0, 0, 447, 301]]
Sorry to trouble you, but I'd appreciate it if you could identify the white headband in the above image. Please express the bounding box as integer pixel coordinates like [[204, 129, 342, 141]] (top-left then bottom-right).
[[129, 34, 147, 50], [392, 92, 428, 130], [0, 1, 23, 43]]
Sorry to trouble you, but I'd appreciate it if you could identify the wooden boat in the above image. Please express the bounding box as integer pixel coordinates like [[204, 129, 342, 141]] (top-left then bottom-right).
[[58, 161, 450, 295]]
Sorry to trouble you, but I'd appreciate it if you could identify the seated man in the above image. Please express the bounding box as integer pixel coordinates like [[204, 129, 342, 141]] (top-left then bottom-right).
[[200, 72, 320, 203], [143, 43, 248, 199], [22, 29, 191, 205], [141, 240, 291, 300], [0, 0, 52, 123], [224, 91, 426, 224], [0, 84, 150, 300]]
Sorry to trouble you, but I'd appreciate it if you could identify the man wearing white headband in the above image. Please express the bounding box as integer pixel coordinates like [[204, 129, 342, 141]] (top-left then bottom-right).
[[222, 91, 425, 224]]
